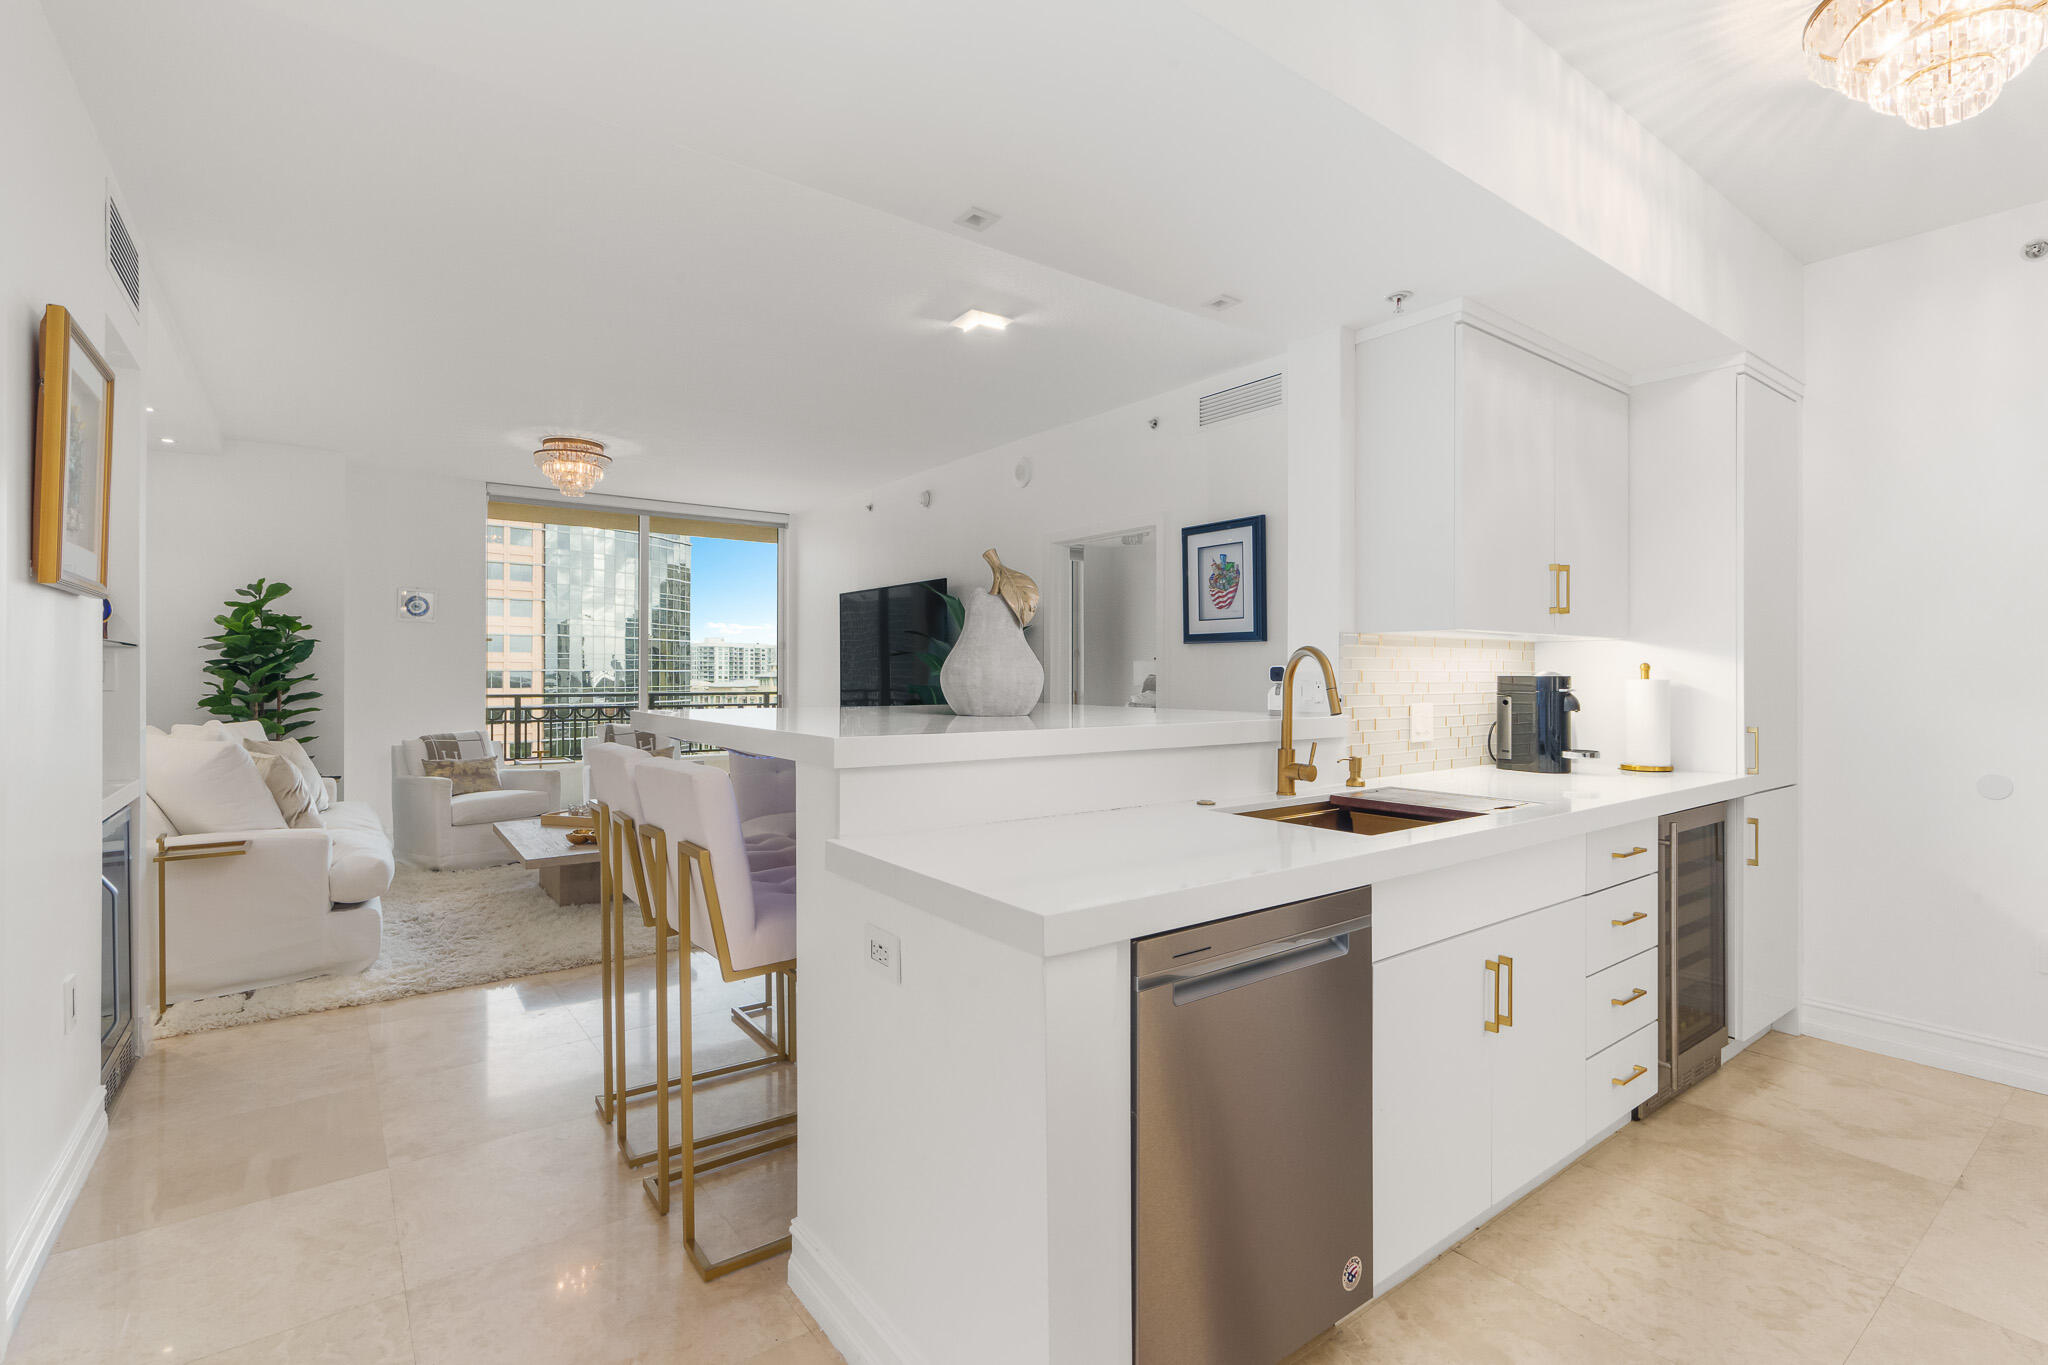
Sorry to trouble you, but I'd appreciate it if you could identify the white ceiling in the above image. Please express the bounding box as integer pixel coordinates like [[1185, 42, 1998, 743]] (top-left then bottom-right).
[[49, 0, 1742, 510], [1498, 0, 2048, 263]]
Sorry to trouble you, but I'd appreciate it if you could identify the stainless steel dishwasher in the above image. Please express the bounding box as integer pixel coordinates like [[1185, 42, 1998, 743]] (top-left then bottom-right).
[[1133, 888, 1372, 1364]]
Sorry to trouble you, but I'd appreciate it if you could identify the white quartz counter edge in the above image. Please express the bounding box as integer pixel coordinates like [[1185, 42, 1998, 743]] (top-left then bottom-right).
[[632, 705, 1343, 769], [826, 770, 1783, 958]]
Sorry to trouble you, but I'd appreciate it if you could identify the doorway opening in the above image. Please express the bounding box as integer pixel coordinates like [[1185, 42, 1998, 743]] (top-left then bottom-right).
[[1059, 528, 1159, 709]]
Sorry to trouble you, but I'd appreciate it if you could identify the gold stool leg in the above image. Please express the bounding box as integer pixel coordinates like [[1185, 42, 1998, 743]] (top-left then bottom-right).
[[593, 808, 617, 1125]]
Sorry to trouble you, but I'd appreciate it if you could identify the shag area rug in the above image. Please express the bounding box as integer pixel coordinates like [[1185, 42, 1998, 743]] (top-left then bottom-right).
[[154, 862, 659, 1038]]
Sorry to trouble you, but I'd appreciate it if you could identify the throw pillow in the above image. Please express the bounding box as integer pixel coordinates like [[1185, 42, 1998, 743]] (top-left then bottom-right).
[[243, 737, 329, 810], [419, 730, 494, 763], [422, 756, 502, 795], [248, 752, 326, 829], [145, 731, 288, 835]]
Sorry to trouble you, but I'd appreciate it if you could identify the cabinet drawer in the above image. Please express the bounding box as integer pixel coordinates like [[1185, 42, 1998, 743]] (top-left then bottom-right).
[[1585, 819, 1659, 892], [1582, 877, 1657, 972], [1584, 947, 1659, 1057], [1585, 1023, 1658, 1137]]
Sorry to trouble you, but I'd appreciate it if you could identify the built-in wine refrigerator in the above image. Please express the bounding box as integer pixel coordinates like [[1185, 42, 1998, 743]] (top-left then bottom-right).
[[1637, 802, 1729, 1117]]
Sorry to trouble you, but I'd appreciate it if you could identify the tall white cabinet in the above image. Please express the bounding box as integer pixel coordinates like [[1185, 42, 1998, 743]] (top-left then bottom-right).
[[1357, 312, 1629, 638]]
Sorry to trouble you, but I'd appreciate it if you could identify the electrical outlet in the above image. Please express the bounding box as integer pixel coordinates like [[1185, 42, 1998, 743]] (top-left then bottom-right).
[[62, 974, 78, 1034], [865, 924, 902, 984]]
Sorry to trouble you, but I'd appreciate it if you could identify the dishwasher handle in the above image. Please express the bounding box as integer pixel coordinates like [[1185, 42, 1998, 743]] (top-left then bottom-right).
[[1169, 933, 1351, 1007]]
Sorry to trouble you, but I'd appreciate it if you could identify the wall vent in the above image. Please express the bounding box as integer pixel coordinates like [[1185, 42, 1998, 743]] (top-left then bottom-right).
[[1197, 372, 1282, 426], [106, 195, 140, 314]]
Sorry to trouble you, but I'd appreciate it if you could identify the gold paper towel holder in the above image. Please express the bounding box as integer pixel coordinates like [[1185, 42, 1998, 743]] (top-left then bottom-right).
[[1619, 662, 1676, 773]]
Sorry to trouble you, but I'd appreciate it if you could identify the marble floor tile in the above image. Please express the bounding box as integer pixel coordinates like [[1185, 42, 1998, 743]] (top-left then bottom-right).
[[1317, 1252, 1658, 1364], [403, 1209, 812, 1365], [1747, 1031, 2012, 1114], [114, 1012, 378, 1131], [1845, 1288, 2048, 1365], [2004, 1086, 2048, 1130], [386, 1115, 644, 1288], [7, 1171, 404, 1365], [378, 1033, 604, 1163], [1583, 1098, 1950, 1278], [1459, 1164, 1890, 1364], [1955, 1117, 2048, 1209], [190, 1294, 415, 1364], [1897, 1132, 2048, 1344], [1681, 1047, 1998, 1184], [60, 1083, 389, 1250], [738, 1335, 844, 1364]]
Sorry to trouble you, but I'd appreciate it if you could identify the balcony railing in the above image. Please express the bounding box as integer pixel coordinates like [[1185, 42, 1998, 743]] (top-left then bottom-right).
[[486, 689, 778, 763]]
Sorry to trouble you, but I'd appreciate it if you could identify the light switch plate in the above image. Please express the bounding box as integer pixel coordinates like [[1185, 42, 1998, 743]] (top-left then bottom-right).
[[865, 924, 902, 984]]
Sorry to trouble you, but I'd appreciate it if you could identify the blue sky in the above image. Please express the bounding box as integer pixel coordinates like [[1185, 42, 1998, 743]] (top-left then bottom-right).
[[692, 537, 779, 645]]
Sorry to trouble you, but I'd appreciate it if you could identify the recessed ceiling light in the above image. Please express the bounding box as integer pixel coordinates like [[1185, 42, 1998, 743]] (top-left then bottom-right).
[[954, 206, 1002, 232], [950, 309, 1011, 332], [159, 437, 174, 445], [144, 405, 155, 413], [1204, 294, 1242, 312]]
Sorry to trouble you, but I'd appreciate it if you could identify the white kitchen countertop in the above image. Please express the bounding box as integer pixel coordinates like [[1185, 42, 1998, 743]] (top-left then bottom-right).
[[826, 766, 1780, 957], [633, 703, 1343, 769]]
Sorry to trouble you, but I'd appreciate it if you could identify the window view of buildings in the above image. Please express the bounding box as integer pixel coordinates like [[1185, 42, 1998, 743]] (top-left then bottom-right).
[[485, 516, 777, 709]]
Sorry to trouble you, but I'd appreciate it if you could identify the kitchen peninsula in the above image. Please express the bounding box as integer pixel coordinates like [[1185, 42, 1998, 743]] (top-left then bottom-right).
[[635, 703, 1783, 1364]]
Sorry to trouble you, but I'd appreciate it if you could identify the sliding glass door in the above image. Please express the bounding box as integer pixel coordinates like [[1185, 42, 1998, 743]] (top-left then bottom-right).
[[484, 497, 780, 761]]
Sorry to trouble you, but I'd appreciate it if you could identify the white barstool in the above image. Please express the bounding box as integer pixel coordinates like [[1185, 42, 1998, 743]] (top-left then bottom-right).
[[633, 755, 798, 1279]]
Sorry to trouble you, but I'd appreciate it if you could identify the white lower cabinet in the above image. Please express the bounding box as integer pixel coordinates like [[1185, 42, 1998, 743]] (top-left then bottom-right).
[[1733, 784, 1801, 1041], [1586, 1024, 1659, 1132], [1373, 899, 1584, 1281]]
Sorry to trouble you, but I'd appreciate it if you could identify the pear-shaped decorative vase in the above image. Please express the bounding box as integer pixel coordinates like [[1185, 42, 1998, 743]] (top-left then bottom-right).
[[940, 551, 1045, 716]]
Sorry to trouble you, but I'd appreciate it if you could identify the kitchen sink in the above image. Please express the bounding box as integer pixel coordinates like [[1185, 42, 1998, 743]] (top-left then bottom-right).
[[1229, 787, 1533, 836]]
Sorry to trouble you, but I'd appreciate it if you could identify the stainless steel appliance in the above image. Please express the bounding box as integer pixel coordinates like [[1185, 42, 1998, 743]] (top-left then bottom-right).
[[101, 807, 136, 1097], [1638, 803, 1730, 1116], [1490, 673, 1599, 773], [1133, 889, 1372, 1364]]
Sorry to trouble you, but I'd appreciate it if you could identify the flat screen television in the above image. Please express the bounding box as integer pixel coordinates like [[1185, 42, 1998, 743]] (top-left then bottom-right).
[[839, 578, 957, 707]]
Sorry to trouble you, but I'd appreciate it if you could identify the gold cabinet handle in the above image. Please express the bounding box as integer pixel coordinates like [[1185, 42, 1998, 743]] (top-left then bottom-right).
[[1611, 987, 1647, 1007], [1746, 726, 1760, 776], [1611, 1064, 1648, 1087], [1746, 816, 1760, 868], [1484, 958, 1501, 1033], [1548, 563, 1571, 615], [1610, 846, 1648, 860], [1610, 910, 1648, 927], [1498, 954, 1514, 1028]]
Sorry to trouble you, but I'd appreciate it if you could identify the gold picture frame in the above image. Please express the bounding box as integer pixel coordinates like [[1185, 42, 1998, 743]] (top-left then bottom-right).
[[33, 303, 115, 597]]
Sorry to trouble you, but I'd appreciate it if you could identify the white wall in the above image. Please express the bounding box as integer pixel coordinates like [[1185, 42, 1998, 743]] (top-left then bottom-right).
[[148, 445, 350, 773], [1801, 199, 2048, 1086], [792, 358, 1303, 714]]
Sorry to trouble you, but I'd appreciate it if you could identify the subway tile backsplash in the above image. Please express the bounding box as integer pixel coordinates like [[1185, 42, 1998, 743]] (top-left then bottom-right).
[[1339, 633, 1535, 779]]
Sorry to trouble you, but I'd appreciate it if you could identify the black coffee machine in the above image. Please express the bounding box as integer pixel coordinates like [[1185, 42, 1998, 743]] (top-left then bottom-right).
[[1492, 674, 1599, 773]]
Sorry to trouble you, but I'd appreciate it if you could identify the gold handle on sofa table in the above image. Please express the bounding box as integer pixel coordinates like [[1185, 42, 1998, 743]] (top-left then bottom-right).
[[1612, 1064, 1649, 1087], [1484, 959, 1502, 1033], [1746, 726, 1761, 776], [1611, 910, 1648, 927], [1747, 816, 1760, 868], [1549, 564, 1571, 615], [1611, 987, 1647, 1008], [153, 835, 250, 1024], [1611, 846, 1648, 860]]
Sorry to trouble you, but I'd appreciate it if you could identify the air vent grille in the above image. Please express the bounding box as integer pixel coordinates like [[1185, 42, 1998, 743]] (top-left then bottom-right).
[[1197, 373, 1282, 426], [107, 197, 140, 312]]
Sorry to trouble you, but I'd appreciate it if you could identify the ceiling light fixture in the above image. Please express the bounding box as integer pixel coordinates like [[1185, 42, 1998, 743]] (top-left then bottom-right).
[[144, 405, 155, 413], [533, 435, 610, 498], [950, 309, 1011, 332], [954, 206, 1002, 232], [1804, 0, 2048, 129], [159, 437, 173, 445]]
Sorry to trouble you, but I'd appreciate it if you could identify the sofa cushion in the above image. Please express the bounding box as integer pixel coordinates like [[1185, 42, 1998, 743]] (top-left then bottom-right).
[[249, 752, 325, 829], [324, 800, 395, 904], [449, 787, 551, 827], [244, 737, 329, 811], [171, 719, 269, 744], [146, 732, 288, 835], [422, 757, 502, 795]]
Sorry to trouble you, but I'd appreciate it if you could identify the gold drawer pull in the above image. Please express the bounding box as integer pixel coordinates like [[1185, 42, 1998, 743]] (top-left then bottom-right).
[[1484, 958, 1501, 1033], [1746, 816, 1760, 868], [1611, 1064, 1648, 1087], [1610, 846, 1648, 859], [1610, 911, 1648, 927], [1611, 987, 1647, 1007]]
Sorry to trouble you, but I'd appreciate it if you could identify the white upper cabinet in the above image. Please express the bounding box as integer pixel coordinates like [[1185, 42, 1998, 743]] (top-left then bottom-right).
[[1740, 376, 1800, 785], [1358, 315, 1629, 638]]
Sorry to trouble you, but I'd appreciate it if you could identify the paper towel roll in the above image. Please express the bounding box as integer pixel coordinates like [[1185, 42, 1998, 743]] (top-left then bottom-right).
[[1621, 667, 1673, 772]]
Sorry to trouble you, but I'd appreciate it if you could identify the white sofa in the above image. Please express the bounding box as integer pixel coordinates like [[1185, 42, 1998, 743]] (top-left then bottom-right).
[[145, 723, 392, 1003], [390, 737, 564, 869]]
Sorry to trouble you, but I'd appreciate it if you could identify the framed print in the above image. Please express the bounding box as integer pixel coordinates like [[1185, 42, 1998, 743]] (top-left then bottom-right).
[[1181, 514, 1266, 643], [398, 589, 436, 621], [32, 304, 115, 596]]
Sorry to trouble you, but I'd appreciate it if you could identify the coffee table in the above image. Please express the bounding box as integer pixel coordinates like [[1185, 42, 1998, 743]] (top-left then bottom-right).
[[492, 817, 601, 905]]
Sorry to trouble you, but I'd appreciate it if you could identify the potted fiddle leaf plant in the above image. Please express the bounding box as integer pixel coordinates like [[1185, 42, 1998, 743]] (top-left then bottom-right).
[[198, 578, 322, 740]]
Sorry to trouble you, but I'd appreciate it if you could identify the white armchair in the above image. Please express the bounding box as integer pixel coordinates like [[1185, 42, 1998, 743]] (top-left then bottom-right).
[[391, 737, 567, 869]]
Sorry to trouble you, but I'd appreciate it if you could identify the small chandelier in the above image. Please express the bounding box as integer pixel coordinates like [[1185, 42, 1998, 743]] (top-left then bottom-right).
[[1804, 0, 2048, 129], [533, 436, 610, 498]]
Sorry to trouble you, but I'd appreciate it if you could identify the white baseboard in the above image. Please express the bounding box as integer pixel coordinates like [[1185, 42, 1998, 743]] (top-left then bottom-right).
[[788, 1219, 924, 1365], [4, 1088, 108, 1351], [1802, 998, 2048, 1095]]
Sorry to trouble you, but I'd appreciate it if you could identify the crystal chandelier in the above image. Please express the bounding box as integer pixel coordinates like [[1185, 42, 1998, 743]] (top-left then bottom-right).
[[533, 436, 610, 498], [1804, 0, 2048, 129]]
